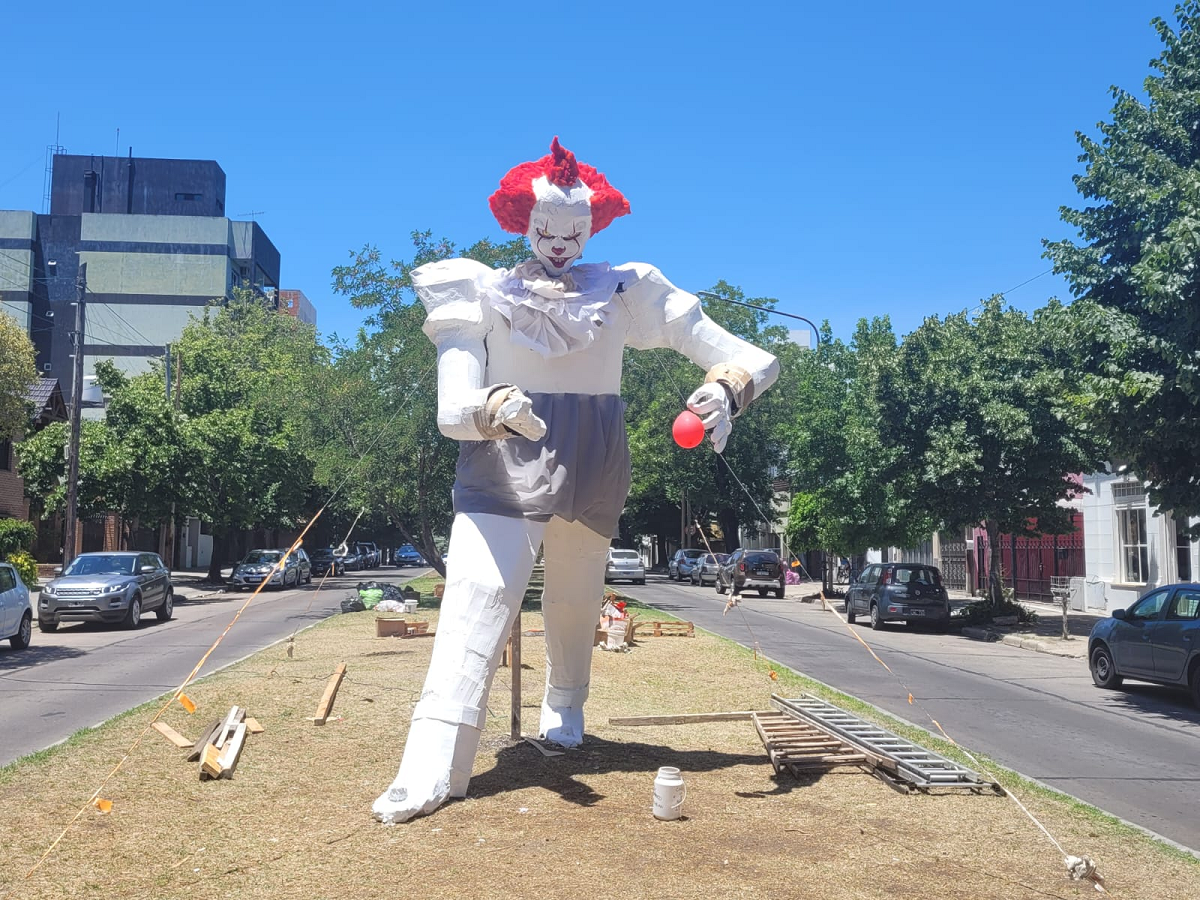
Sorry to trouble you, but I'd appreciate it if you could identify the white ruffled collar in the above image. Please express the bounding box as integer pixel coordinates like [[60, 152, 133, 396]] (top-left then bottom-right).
[[484, 260, 622, 358]]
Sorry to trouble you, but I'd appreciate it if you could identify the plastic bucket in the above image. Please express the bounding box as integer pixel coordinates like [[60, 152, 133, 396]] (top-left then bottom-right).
[[652, 766, 686, 820]]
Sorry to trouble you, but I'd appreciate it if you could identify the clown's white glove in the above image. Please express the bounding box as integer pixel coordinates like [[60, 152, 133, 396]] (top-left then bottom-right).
[[493, 388, 548, 441], [686, 383, 734, 454]]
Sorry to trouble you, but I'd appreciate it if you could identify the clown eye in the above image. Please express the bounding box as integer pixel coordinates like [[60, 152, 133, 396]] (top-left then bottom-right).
[[566, 231, 582, 241], [536, 229, 552, 239]]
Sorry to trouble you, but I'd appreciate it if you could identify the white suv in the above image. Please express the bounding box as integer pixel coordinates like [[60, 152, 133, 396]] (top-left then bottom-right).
[[0, 562, 33, 650]]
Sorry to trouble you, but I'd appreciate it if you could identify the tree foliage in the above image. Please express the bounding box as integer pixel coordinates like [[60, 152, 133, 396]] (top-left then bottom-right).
[[1045, 3, 1200, 533], [0, 311, 37, 440]]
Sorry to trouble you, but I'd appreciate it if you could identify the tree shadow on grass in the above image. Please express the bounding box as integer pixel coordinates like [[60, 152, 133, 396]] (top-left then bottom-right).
[[467, 734, 802, 808]]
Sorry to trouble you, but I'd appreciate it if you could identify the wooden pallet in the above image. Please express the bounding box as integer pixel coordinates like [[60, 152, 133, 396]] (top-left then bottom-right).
[[752, 711, 869, 777], [638, 620, 695, 638]]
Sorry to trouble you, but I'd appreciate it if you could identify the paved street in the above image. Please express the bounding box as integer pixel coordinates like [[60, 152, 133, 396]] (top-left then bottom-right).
[[0, 568, 430, 766], [620, 574, 1200, 852]]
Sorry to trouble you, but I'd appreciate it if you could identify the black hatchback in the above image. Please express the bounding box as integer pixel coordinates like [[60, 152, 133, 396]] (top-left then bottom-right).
[[845, 562, 950, 629]]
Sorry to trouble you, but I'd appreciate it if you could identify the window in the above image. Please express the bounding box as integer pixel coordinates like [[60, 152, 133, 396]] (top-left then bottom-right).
[[860, 565, 881, 584], [0, 439, 10, 471], [1116, 506, 1149, 584], [1169, 590, 1200, 621], [1176, 520, 1192, 582], [1128, 588, 1169, 622], [0, 566, 15, 591], [174, 192, 202, 201]]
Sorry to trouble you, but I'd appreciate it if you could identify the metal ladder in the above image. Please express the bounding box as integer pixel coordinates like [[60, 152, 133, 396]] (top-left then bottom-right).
[[771, 694, 1003, 794]]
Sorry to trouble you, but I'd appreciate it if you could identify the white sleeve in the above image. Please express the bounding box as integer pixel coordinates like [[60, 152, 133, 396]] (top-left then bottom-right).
[[413, 259, 510, 441], [618, 263, 779, 408]]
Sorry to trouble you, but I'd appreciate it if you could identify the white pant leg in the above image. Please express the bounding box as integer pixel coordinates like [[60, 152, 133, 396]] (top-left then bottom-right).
[[538, 516, 610, 747], [373, 511, 545, 823]]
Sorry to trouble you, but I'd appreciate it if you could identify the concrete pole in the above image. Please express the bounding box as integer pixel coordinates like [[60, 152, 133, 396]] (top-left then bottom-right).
[[63, 262, 86, 566]]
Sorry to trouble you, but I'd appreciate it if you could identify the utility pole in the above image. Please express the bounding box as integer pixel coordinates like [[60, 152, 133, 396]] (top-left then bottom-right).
[[63, 262, 87, 566]]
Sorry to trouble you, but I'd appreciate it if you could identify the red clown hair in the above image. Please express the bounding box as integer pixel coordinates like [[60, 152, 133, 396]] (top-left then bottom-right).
[[488, 137, 630, 236]]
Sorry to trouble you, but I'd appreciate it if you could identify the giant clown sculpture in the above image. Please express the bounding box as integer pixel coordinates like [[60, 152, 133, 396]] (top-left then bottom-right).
[[373, 138, 780, 823]]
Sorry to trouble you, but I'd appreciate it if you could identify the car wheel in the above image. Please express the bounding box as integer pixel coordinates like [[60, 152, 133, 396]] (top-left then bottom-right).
[[845, 599, 856, 624], [716, 578, 726, 595], [156, 590, 174, 622], [757, 588, 768, 597], [306, 572, 313, 584], [1090, 645, 1123, 689], [869, 603, 885, 630], [123, 594, 142, 630], [38, 617, 58, 633], [775, 588, 785, 599], [1190, 663, 1200, 708], [10, 612, 31, 649], [636, 579, 645, 585]]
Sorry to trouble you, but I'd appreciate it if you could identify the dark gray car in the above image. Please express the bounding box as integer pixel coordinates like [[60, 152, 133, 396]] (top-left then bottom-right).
[[845, 562, 950, 630], [39, 551, 173, 631], [231, 548, 311, 590], [669, 549, 706, 581], [1088, 582, 1200, 705]]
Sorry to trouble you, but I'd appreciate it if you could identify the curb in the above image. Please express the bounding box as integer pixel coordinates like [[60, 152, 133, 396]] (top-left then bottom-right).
[[960, 625, 1085, 658]]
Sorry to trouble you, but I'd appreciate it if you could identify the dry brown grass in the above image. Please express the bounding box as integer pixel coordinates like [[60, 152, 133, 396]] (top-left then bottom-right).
[[2, 605, 1197, 900]]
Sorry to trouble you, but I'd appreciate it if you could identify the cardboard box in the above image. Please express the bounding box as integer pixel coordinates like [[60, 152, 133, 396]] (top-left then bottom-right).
[[376, 618, 408, 637]]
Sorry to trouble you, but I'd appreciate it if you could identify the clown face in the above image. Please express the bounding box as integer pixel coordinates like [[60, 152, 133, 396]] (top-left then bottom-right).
[[526, 175, 593, 275]]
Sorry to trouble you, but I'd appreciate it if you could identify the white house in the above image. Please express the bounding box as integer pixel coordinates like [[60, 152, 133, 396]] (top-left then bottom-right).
[[1080, 470, 1198, 613]]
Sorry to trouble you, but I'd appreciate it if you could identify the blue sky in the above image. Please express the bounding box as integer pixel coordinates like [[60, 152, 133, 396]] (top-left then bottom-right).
[[0, 1, 1173, 345]]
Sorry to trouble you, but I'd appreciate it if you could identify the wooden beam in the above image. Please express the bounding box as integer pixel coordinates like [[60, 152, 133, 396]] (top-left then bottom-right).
[[313, 663, 347, 725], [509, 614, 522, 740], [151, 721, 193, 749], [608, 712, 757, 726], [214, 706, 245, 748], [217, 723, 248, 779], [245, 717, 265, 734], [187, 719, 223, 762], [199, 743, 224, 779]]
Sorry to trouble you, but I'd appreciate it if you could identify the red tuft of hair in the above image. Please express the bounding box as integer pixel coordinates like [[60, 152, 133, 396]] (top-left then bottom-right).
[[488, 137, 630, 235]]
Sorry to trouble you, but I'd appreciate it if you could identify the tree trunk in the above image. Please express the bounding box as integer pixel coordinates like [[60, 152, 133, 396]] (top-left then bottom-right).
[[656, 532, 667, 569], [206, 527, 227, 583], [717, 508, 739, 557], [985, 519, 1003, 610]]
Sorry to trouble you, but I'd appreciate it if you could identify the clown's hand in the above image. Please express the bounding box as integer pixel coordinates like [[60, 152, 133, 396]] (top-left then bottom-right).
[[686, 383, 734, 454], [494, 388, 547, 441]]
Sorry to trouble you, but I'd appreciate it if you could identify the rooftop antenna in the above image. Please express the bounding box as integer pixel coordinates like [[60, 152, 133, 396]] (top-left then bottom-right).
[[42, 112, 65, 214], [115, 127, 119, 157], [237, 210, 266, 221]]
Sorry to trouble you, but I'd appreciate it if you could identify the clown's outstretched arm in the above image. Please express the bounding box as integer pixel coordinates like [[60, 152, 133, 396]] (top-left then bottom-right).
[[620, 263, 779, 452], [414, 259, 546, 442]]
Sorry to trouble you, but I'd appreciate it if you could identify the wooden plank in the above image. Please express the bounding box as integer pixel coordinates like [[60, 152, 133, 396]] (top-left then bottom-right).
[[187, 719, 223, 762], [217, 723, 248, 778], [151, 721, 193, 749], [245, 717, 265, 734], [313, 663, 347, 725], [509, 614, 522, 740], [199, 743, 224, 780], [608, 711, 756, 726], [214, 706, 244, 749]]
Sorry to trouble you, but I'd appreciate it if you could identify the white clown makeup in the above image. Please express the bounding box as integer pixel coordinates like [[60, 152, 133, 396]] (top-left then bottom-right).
[[526, 175, 593, 275]]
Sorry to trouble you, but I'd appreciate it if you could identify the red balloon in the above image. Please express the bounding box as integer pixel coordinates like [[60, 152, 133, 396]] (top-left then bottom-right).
[[672, 410, 706, 448]]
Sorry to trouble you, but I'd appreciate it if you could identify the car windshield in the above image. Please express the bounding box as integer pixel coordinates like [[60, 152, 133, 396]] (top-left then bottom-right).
[[64, 555, 136, 577], [894, 566, 940, 585], [243, 551, 282, 565], [683, 550, 705, 559], [312, 550, 334, 559], [704, 554, 728, 564], [611, 551, 640, 560], [745, 552, 779, 565]]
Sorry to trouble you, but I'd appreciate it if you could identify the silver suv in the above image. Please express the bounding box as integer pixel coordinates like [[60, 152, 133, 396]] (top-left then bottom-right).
[[39, 552, 173, 631]]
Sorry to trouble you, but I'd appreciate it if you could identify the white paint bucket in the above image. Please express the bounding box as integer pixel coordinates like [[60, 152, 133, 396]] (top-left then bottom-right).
[[652, 766, 686, 820], [403, 599, 418, 615]]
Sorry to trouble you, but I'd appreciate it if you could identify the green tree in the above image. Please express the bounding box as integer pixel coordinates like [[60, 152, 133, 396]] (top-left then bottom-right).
[[172, 291, 327, 581], [1045, 3, 1200, 534], [620, 283, 795, 558], [0, 311, 37, 440], [314, 232, 529, 576], [878, 298, 1102, 606]]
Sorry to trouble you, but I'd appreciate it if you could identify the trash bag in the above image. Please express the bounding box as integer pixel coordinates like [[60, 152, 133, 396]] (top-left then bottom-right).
[[358, 588, 384, 609], [381, 584, 403, 604], [340, 595, 366, 613]]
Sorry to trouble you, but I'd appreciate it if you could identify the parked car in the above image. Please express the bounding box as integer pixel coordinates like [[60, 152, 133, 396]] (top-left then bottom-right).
[[0, 561, 32, 649], [230, 548, 311, 590], [38, 551, 173, 631], [1088, 582, 1200, 705], [844, 562, 950, 630], [395, 544, 426, 567], [334, 545, 362, 571], [669, 549, 706, 581], [310, 548, 347, 577], [605, 549, 646, 584], [690, 552, 729, 586], [715, 548, 786, 598], [355, 542, 380, 569]]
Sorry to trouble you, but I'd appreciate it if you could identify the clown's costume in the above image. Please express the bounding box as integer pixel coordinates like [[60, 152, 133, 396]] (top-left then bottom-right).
[[373, 139, 779, 823]]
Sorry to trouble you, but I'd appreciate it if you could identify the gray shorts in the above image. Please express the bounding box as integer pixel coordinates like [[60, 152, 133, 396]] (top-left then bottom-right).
[[452, 393, 631, 538]]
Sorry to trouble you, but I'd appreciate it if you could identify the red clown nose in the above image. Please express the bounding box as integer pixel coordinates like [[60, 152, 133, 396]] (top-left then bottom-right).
[[672, 411, 705, 448]]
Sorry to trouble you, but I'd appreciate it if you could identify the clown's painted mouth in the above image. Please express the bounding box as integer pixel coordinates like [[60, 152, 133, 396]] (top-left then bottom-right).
[[547, 256, 571, 269]]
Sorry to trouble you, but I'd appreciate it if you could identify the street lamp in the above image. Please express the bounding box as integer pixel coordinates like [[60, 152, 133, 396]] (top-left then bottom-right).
[[695, 291, 821, 348]]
